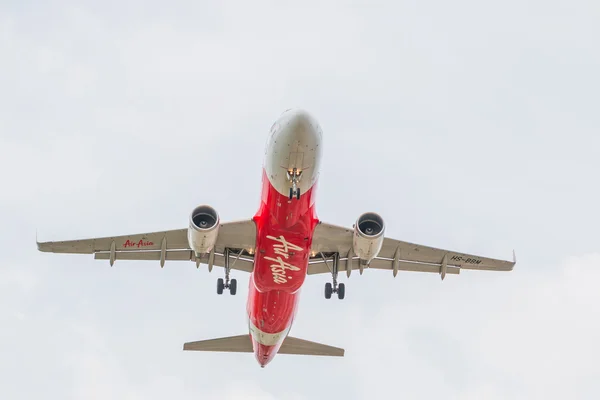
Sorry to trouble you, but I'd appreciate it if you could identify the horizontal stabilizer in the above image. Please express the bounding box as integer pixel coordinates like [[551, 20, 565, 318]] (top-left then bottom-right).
[[183, 334, 253, 353], [279, 336, 344, 357], [183, 334, 344, 357]]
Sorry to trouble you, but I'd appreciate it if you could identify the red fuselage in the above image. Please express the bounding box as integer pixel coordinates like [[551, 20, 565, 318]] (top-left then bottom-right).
[[245, 109, 322, 367]]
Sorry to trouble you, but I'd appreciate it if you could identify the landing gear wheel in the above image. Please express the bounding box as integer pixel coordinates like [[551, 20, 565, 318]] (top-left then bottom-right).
[[296, 189, 300, 200], [325, 282, 333, 299], [337, 283, 345, 300], [230, 278, 237, 295], [217, 278, 224, 295], [289, 188, 294, 200]]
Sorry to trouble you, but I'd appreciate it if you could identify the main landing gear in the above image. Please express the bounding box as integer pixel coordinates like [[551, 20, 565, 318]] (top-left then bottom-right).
[[320, 252, 345, 300], [217, 248, 237, 295], [217, 277, 237, 295], [287, 168, 302, 200], [324, 282, 345, 300]]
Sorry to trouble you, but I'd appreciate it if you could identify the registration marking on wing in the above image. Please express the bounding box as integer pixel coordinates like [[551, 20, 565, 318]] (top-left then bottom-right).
[[450, 255, 482, 265]]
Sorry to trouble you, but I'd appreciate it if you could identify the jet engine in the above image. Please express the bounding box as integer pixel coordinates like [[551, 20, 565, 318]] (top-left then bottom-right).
[[187, 205, 220, 255], [353, 212, 385, 264]]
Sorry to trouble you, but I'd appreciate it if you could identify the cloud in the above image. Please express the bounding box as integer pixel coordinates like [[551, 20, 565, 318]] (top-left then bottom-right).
[[65, 323, 307, 400], [472, 253, 600, 398], [343, 253, 600, 399]]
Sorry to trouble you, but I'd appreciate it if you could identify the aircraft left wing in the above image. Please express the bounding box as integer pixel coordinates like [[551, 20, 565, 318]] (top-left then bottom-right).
[[36, 220, 257, 272], [307, 221, 515, 278]]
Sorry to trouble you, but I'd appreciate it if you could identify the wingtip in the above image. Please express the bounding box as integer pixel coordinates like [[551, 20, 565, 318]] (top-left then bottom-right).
[[36, 233, 50, 252], [36, 229, 42, 251]]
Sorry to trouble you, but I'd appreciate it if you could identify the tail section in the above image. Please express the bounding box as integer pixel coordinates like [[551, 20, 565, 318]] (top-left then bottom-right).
[[183, 334, 344, 357]]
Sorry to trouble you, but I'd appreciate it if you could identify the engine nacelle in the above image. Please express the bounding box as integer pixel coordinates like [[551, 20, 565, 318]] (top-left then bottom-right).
[[353, 212, 385, 264], [187, 205, 220, 255]]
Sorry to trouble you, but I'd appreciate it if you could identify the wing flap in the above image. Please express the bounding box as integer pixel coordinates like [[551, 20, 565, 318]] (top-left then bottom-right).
[[367, 257, 460, 275], [94, 249, 193, 261], [307, 256, 460, 275], [94, 250, 255, 272]]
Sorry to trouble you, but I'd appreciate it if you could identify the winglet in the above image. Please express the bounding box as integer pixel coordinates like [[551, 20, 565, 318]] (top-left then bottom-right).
[[512, 249, 517, 266]]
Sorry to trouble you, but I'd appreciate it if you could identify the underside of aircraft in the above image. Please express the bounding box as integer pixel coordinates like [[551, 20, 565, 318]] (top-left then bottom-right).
[[37, 108, 516, 367]]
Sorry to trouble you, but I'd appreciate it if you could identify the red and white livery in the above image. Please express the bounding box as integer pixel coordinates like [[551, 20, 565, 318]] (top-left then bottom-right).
[[37, 108, 516, 368]]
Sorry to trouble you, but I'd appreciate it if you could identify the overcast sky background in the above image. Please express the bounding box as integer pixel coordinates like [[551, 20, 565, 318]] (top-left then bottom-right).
[[1, 1, 599, 399]]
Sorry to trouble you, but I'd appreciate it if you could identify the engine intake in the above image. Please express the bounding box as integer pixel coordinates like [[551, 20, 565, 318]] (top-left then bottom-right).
[[353, 212, 385, 263], [188, 205, 220, 254]]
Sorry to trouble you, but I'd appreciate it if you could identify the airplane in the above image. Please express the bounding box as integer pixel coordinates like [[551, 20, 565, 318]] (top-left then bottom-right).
[[36, 108, 516, 368]]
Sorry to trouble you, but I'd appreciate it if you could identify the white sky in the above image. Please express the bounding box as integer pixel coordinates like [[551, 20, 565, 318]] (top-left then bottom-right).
[[1, 1, 599, 399]]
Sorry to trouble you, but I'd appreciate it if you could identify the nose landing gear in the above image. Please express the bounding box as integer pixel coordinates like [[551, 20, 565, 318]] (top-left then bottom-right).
[[287, 168, 302, 200], [289, 187, 300, 200]]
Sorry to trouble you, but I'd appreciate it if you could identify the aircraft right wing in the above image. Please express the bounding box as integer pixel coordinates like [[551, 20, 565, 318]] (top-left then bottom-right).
[[37, 219, 257, 272], [308, 221, 515, 278]]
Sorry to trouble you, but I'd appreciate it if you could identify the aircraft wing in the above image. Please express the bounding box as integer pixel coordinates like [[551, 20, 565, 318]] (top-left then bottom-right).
[[37, 220, 257, 272], [307, 221, 515, 278]]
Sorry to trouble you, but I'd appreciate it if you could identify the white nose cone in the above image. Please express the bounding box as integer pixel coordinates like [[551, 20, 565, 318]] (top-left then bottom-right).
[[264, 109, 323, 197]]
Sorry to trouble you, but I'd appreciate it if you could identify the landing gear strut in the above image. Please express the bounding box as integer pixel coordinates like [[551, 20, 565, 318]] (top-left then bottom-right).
[[217, 248, 237, 295], [321, 252, 345, 300], [287, 168, 302, 200]]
